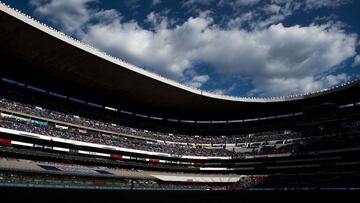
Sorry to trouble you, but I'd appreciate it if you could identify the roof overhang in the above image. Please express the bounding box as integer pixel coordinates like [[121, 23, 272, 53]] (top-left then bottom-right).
[[1, 3, 360, 121]]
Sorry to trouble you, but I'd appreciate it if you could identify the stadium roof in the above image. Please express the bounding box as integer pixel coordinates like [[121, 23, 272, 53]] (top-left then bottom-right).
[[1, 3, 360, 121]]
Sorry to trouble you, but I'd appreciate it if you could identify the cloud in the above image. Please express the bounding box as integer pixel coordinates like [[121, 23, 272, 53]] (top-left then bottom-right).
[[30, 0, 96, 34], [84, 20, 357, 95], [304, 0, 349, 9], [145, 11, 173, 30], [182, 0, 214, 7], [225, 0, 351, 30], [124, 0, 140, 9], [185, 74, 210, 88], [225, 1, 302, 30], [234, 0, 260, 7], [218, 0, 260, 8], [353, 55, 360, 67], [227, 12, 255, 28], [30, 0, 358, 97], [250, 73, 350, 96], [211, 84, 237, 95], [151, 0, 162, 6]]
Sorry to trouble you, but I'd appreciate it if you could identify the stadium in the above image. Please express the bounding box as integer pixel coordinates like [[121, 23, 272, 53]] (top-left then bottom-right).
[[1, 1, 360, 193]]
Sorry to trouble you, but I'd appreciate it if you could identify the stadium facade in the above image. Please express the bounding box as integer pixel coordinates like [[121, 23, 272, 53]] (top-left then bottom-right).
[[1, 2, 360, 190]]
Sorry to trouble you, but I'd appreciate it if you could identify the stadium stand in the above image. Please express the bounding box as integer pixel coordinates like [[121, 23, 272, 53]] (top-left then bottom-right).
[[1, 2, 360, 191]]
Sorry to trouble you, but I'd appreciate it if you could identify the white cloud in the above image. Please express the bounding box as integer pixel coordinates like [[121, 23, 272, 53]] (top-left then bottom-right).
[[92, 9, 122, 24], [198, 23, 356, 76], [211, 84, 237, 95], [304, 0, 349, 9], [263, 4, 282, 14], [152, 0, 162, 6], [83, 20, 357, 95], [30, 0, 358, 97], [268, 0, 348, 10], [234, 0, 260, 7], [225, 0, 349, 30], [250, 73, 350, 96], [353, 55, 360, 67], [218, 0, 260, 7], [30, 0, 96, 34], [227, 12, 254, 28], [185, 74, 210, 88], [226, 1, 303, 30], [182, 0, 214, 7], [145, 11, 173, 30], [193, 75, 210, 83], [124, 0, 140, 9]]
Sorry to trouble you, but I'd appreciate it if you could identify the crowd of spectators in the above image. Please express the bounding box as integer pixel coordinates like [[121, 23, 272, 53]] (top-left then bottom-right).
[[252, 174, 360, 189], [0, 170, 157, 188], [1, 88, 360, 157], [0, 146, 194, 171], [2, 169, 359, 190], [0, 117, 233, 156], [2, 114, 360, 158], [0, 169, 272, 191], [0, 88, 301, 144], [0, 170, 238, 190]]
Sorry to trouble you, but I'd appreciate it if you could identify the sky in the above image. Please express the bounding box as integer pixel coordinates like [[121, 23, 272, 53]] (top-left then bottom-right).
[[3, 0, 360, 97]]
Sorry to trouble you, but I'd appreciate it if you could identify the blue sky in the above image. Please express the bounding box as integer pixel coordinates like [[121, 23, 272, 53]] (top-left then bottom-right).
[[3, 0, 360, 97]]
